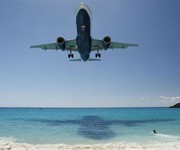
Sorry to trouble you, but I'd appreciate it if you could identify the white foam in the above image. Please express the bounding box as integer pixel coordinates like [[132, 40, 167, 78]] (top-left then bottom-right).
[[0, 139, 180, 150], [156, 134, 180, 139], [151, 132, 180, 142]]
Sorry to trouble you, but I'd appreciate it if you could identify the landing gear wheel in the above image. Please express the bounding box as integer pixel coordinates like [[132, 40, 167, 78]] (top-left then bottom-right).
[[95, 53, 101, 58], [68, 54, 74, 58]]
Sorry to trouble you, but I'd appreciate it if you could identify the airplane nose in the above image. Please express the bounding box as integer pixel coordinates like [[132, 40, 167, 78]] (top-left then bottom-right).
[[75, 2, 92, 21]]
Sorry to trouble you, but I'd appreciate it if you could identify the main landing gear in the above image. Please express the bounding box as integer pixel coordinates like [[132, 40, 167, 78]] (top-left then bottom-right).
[[95, 49, 101, 58], [68, 49, 74, 58], [95, 53, 101, 58], [68, 53, 74, 58]]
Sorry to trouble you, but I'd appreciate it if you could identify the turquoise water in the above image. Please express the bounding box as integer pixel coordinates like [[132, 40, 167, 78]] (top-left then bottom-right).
[[0, 107, 180, 145]]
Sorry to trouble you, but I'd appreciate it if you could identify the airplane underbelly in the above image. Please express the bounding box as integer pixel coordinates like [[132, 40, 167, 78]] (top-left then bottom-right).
[[76, 9, 90, 35], [76, 8, 91, 55], [76, 36, 91, 54]]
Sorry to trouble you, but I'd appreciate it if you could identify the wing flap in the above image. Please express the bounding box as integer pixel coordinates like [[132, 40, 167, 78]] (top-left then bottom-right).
[[30, 39, 78, 51], [30, 43, 58, 50], [92, 38, 138, 51], [111, 42, 138, 49]]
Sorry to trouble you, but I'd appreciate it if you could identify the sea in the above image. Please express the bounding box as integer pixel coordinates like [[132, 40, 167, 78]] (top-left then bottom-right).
[[0, 107, 180, 149]]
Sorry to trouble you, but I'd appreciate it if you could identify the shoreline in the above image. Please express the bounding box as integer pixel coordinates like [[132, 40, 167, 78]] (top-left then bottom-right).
[[1, 140, 180, 150]]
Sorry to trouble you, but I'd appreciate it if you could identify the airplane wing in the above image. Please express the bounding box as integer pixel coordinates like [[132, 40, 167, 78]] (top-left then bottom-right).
[[92, 38, 138, 51], [30, 39, 78, 51]]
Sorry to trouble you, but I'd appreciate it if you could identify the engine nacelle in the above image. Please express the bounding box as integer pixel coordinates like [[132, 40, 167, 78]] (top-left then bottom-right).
[[57, 37, 66, 50], [103, 36, 111, 50]]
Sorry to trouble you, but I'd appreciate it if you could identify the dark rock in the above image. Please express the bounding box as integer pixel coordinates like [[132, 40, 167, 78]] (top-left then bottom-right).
[[170, 103, 180, 108]]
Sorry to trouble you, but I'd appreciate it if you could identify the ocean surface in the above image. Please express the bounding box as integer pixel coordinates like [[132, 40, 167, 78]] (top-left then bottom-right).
[[0, 107, 180, 149]]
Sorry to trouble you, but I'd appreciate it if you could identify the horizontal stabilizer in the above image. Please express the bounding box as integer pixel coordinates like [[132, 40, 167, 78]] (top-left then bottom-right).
[[88, 58, 101, 61], [69, 59, 82, 61], [69, 58, 101, 61]]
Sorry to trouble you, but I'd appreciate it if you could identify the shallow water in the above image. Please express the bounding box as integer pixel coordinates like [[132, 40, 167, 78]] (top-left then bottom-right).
[[0, 107, 180, 146]]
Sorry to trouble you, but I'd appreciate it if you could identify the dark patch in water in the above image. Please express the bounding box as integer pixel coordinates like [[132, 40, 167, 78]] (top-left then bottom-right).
[[110, 119, 175, 126], [22, 116, 175, 140], [77, 116, 115, 140]]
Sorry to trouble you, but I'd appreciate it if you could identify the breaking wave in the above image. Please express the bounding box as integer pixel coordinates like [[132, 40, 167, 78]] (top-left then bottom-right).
[[155, 133, 180, 140], [0, 138, 180, 150]]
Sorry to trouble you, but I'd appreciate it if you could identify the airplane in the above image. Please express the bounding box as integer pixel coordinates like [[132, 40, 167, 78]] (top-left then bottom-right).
[[30, 2, 138, 62]]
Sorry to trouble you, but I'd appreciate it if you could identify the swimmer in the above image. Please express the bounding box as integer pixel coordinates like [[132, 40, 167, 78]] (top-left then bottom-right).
[[153, 129, 157, 134]]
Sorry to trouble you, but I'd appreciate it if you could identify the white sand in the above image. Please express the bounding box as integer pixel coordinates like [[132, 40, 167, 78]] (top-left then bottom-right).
[[0, 139, 180, 150]]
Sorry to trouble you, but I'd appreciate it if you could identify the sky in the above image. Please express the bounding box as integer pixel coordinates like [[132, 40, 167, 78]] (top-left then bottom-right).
[[0, 0, 180, 107]]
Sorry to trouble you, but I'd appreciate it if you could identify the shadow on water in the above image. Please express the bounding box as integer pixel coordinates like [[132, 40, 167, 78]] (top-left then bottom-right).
[[22, 115, 175, 140], [77, 116, 115, 140]]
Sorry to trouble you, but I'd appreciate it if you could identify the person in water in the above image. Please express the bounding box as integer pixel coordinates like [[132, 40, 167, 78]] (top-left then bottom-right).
[[153, 129, 157, 134]]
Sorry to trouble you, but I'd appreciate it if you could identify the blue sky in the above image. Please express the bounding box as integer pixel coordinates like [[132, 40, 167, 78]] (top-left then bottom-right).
[[0, 0, 180, 107]]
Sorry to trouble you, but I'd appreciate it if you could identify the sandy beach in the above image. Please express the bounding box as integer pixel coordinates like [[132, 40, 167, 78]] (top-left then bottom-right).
[[1, 140, 180, 150]]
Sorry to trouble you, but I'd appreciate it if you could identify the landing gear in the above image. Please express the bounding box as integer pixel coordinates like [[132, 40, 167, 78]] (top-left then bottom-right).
[[95, 53, 101, 58], [68, 49, 74, 58], [68, 54, 74, 58], [95, 47, 101, 58]]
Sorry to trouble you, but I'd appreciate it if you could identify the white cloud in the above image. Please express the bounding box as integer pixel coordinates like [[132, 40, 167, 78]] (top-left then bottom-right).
[[160, 96, 180, 102], [140, 96, 149, 100], [160, 96, 180, 101]]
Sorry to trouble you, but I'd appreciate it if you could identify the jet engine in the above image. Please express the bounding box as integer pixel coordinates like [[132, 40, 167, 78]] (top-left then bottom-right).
[[103, 36, 111, 50], [57, 37, 66, 50]]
